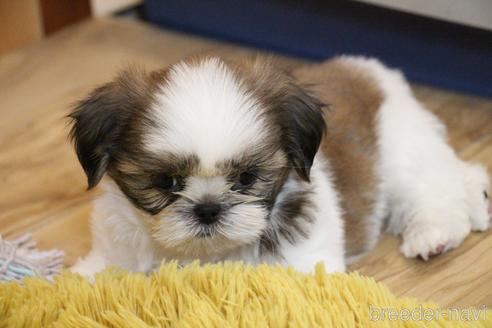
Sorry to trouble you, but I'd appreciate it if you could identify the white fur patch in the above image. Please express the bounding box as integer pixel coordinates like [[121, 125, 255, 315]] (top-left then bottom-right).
[[144, 57, 268, 170], [277, 155, 346, 273]]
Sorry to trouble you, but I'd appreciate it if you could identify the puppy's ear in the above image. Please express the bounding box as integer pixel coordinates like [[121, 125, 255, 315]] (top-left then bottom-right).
[[69, 69, 156, 188], [69, 83, 126, 188], [245, 59, 326, 182], [277, 83, 326, 182]]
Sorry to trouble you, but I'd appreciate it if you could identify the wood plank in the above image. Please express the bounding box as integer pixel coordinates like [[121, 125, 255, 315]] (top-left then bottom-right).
[[413, 85, 492, 153]]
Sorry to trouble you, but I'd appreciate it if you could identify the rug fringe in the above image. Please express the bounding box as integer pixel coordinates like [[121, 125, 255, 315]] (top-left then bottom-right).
[[0, 233, 64, 281]]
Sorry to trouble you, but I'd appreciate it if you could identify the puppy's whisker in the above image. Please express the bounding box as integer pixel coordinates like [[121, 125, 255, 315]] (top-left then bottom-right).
[[275, 165, 311, 170], [214, 223, 228, 237], [173, 191, 199, 203], [241, 199, 262, 205], [230, 195, 263, 207]]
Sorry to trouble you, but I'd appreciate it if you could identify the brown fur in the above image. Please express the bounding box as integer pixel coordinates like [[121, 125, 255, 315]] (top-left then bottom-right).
[[230, 58, 326, 182], [293, 58, 384, 257]]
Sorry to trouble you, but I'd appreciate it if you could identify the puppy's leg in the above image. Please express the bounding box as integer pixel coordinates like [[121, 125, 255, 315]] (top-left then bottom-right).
[[71, 180, 159, 277], [383, 120, 471, 260], [363, 59, 473, 260], [71, 248, 107, 276], [278, 160, 346, 273]]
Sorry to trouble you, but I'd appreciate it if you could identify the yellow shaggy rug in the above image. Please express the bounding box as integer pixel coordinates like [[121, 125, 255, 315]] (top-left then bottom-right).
[[0, 262, 490, 328]]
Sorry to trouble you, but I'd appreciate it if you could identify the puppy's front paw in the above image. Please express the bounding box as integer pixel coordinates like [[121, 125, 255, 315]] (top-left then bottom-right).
[[70, 250, 107, 278], [400, 211, 470, 261]]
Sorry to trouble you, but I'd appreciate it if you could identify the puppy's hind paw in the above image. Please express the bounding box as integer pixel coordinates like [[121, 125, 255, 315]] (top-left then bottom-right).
[[400, 211, 470, 261], [426, 243, 446, 258], [464, 163, 491, 232], [469, 196, 492, 232], [401, 227, 449, 261]]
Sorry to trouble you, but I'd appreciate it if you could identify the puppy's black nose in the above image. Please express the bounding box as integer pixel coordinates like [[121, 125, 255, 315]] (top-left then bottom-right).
[[194, 203, 221, 224]]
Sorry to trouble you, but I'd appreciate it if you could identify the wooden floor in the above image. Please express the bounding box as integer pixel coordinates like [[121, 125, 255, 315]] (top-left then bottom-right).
[[1, 18, 491, 308]]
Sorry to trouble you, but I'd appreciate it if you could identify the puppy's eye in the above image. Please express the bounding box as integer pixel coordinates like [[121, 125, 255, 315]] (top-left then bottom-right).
[[153, 174, 179, 191], [232, 171, 257, 190], [484, 191, 489, 200]]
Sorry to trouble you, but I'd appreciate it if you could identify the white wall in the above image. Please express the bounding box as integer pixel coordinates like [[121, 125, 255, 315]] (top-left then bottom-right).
[[90, 0, 142, 17], [356, 0, 492, 31]]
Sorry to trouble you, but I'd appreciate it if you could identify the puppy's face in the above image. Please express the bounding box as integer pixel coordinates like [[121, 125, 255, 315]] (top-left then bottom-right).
[[70, 57, 324, 257]]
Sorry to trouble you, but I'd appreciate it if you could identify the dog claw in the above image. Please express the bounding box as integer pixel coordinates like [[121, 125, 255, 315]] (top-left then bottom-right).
[[428, 244, 446, 258]]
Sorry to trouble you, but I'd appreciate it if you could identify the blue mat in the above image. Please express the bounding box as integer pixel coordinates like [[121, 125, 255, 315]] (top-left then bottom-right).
[[144, 0, 492, 98]]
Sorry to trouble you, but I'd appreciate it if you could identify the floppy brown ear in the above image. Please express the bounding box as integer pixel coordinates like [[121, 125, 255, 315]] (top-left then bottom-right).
[[69, 83, 127, 188], [68, 69, 156, 189], [242, 58, 326, 182], [276, 82, 326, 182]]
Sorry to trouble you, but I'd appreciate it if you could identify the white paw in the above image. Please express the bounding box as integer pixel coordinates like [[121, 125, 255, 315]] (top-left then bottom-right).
[[70, 250, 107, 278], [463, 163, 491, 232], [401, 211, 471, 261], [469, 192, 491, 232]]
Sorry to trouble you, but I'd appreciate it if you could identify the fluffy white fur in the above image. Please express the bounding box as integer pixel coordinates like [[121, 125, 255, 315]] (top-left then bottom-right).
[[72, 56, 491, 276], [145, 58, 268, 169]]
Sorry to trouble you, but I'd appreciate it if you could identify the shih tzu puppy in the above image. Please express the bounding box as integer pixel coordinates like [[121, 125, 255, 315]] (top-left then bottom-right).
[[69, 56, 492, 276]]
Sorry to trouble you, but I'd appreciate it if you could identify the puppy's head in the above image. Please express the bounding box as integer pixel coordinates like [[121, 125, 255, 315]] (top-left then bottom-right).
[[69, 57, 325, 257]]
